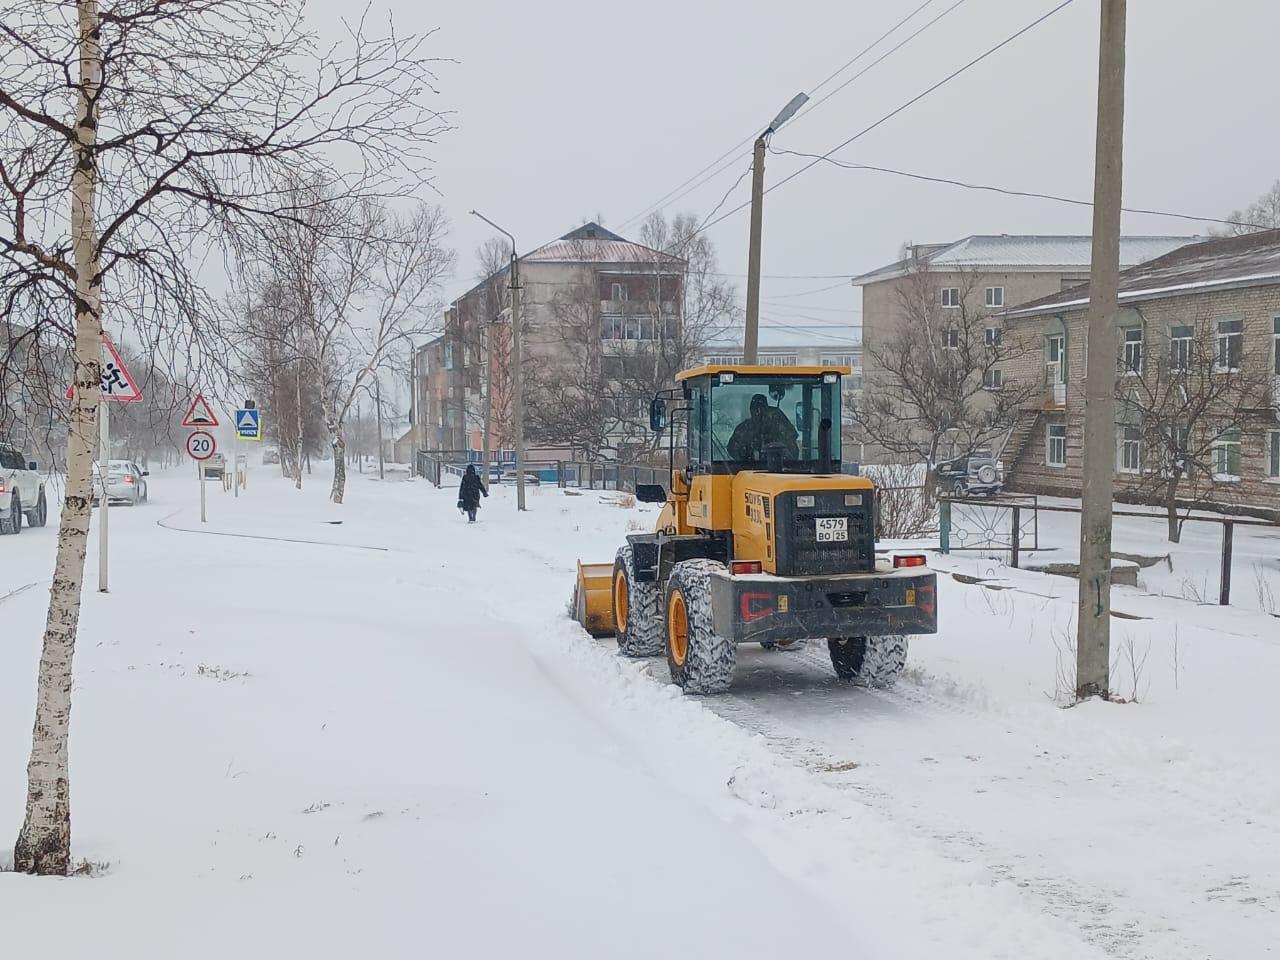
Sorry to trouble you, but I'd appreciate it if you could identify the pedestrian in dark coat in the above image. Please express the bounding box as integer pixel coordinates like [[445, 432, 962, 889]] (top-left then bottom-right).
[[457, 464, 488, 522]]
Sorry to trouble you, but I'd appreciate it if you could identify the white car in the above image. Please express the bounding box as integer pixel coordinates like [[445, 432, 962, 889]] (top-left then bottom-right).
[[0, 444, 48, 534], [92, 459, 150, 506]]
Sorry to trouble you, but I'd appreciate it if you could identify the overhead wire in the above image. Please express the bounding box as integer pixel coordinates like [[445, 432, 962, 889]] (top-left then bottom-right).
[[617, 0, 953, 230], [694, 0, 1080, 237]]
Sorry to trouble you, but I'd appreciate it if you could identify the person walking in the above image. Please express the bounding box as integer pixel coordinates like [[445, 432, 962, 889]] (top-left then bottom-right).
[[457, 464, 488, 523]]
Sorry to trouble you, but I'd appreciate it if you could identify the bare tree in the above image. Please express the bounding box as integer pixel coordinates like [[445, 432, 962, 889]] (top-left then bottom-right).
[[0, 0, 448, 874], [857, 261, 1038, 494], [1216, 179, 1280, 237], [1115, 310, 1273, 541]]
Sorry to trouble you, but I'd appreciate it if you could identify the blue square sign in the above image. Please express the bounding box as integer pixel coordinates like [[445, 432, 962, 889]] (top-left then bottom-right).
[[235, 408, 262, 441]]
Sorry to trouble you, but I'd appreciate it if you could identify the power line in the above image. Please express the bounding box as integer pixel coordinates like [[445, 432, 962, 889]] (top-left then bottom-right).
[[696, 0, 1079, 237], [618, 0, 949, 230], [758, 280, 850, 298], [767, 147, 1269, 231]]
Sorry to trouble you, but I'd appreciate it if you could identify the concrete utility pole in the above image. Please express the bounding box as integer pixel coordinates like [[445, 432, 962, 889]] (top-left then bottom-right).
[[1076, 0, 1127, 700], [743, 93, 809, 365], [481, 322, 493, 482], [471, 210, 526, 511]]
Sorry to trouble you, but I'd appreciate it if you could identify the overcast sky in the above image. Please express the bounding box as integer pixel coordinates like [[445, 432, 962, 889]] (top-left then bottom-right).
[[320, 0, 1280, 339]]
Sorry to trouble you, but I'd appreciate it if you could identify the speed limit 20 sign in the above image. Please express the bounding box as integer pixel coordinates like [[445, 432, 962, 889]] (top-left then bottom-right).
[[186, 430, 216, 461]]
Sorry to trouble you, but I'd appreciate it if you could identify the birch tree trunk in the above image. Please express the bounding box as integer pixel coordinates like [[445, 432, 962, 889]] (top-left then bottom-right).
[[294, 369, 304, 490], [14, 0, 104, 876], [329, 418, 347, 503]]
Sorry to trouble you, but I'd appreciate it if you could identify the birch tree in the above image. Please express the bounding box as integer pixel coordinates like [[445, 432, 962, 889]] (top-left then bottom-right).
[[0, 0, 449, 874]]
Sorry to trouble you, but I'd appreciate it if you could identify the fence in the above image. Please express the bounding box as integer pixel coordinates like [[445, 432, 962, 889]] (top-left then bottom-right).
[[413, 450, 669, 494], [938, 494, 1274, 606]]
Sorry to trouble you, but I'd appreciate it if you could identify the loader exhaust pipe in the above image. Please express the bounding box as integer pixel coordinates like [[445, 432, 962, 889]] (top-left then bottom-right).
[[819, 417, 833, 475]]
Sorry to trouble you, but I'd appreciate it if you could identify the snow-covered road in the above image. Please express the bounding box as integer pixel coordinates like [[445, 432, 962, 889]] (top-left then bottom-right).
[[2, 467, 1275, 958]]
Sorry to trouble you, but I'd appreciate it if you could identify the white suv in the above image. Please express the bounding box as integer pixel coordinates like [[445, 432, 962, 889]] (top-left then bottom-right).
[[0, 444, 48, 535]]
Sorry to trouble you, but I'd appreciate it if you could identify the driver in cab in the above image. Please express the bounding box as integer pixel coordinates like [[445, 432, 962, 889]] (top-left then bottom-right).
[[727, 393, 800, 463]]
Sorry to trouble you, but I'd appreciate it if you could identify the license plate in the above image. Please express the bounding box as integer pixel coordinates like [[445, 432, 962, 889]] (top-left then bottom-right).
[[815, 517, 848, 542]]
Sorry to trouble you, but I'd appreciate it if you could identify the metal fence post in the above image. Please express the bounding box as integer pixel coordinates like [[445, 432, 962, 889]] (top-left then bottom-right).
[[557, 460, 564, 488], [1010, 506, 1021, 569], [939, 499, 951, 555], [1220, 519, 1234, 606]]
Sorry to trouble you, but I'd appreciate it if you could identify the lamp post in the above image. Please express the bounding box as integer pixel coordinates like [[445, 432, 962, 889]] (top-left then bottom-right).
[[744, 92, 808, 363], [470, 210, 526, 511]]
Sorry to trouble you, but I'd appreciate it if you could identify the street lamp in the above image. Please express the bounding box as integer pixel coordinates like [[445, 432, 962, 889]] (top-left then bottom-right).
[[744, 92, 808, 364], [469, 209, 527, 512]]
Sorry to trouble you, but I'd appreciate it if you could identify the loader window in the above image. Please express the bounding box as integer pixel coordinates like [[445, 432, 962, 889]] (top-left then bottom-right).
[[707, 375, 841, 472]]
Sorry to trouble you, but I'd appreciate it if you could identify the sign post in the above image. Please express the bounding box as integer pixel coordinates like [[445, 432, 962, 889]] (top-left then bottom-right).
[[186, 429, 216, 523], [66, 334, 142, 594], [184, 396, 219, 523]]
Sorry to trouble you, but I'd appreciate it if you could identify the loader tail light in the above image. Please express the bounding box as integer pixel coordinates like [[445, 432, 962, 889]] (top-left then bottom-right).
[[124, 475, 135, 484], [894, 554, 927, 568], [731, 560, 762, 575], [917, 583, 935, 616]]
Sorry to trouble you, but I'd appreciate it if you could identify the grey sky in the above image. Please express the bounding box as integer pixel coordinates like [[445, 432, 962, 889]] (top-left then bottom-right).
[[326, 0, 1280, 336]]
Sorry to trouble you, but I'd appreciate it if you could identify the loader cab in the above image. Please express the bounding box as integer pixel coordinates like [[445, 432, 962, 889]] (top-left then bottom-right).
[[676, 366, 845, 477]]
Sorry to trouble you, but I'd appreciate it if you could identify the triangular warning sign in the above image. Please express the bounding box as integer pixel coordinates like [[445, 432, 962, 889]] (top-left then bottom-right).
[[64, 334, 143, 403], [182, 394, 219, 428], [237, 410, 256, 429]]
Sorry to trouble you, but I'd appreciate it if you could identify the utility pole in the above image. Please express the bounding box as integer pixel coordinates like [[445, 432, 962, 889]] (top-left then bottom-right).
[[374, 374, 385, 481], [481, 321, 493, 483], [1076, 0, 1127, 700], [744, 135, 767, 364], [471, 209, 526, 511], [743, 93, 808, 365]]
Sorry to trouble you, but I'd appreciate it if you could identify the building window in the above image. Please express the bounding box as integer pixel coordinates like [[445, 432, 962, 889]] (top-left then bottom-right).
[[985, 286, 1004, 308], [1270, 430, 1280, 479], [1212, 427, 1242, 479], [1216, 319, 1243, 371], [1118, 425, 1141, 473], [820, 353, 857, 368], [983, 368, 1004, 390], [601, 314, 624, 340], [985, 326, 1002, 347], [1111, 330, 1141, 378], [1169, 324, 1194, 370], [706, 354, 744, 365], [941, 328, 959, 350], [611, 282, 627, 303], [941, 287, 960, 308], [443, 342, 454, 370], [1273, 316, 1279, 375], [759, 354, 799, 366], [1047, 423, 1067, 467]]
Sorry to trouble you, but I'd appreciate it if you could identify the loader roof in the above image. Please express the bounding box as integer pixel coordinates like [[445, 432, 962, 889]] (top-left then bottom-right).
[[675, 364, 852, 382]]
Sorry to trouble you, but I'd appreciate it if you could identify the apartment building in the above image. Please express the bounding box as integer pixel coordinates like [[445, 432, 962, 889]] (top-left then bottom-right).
[[998, 230, 1280, 515]]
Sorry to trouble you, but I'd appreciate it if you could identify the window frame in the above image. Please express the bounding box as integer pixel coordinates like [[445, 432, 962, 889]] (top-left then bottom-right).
[[982, 367, 1004, 391], [985, 326, 1002, 348], [1211, 427, 1242, 481], [1269, 429, 1280, 481], [1215, 318, 1243, 372], [1121, 326, 1143, 375], [1272, 316, 1279, 376], [1117, 424, 1142, 474], [1046, 422, 1067, 468], [1169, 324, 1194, 371], [940, 287, 960, 309], [984, 286, 1005, 309], [941, 328, 959, 351]]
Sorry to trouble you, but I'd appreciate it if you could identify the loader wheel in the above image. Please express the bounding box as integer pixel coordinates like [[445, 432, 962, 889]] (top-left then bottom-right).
[[828, 636, 909, 688], [665, 560, 735, 694], [613, 544, 664, 657]]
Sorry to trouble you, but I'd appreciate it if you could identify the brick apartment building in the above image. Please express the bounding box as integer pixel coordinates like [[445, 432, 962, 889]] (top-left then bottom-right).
[[998, 230, 1280, 515], [414, 223, 686, 464]]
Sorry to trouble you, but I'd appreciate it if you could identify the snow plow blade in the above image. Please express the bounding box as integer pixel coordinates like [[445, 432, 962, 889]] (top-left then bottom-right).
[[574, 561, 616, 637]]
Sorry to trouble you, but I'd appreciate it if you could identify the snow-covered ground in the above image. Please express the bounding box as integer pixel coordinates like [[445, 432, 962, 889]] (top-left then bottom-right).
[[1, 467, 1277, 958]]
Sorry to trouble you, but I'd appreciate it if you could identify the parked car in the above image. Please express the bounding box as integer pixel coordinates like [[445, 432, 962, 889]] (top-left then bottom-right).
[[935, 451, 1003, 497], [262, 447, 281, 465], [0, 443, 48, 534], [92, 460, 150, 506], [204, 453, 226, 480]]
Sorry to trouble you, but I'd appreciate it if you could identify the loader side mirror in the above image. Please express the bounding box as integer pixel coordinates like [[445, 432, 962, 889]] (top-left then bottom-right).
[[635, 483, 668, 504], [649, 397, 667, 432]]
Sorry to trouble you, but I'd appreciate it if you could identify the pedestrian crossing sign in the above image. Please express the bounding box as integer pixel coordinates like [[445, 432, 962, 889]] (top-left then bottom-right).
[[235, 408, 262, 441]]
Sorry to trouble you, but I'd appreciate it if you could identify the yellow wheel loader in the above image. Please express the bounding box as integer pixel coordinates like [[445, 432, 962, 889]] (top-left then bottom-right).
[[573, 364, 938, 694]]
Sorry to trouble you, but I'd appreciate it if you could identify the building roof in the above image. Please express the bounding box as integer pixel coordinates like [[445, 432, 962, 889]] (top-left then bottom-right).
[[849, 234, 1200, 286], [1004, 229, 1280, 318], [521, 221, 684, 266]]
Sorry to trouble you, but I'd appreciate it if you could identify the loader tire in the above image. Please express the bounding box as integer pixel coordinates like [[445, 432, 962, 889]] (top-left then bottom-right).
[[828, 636, 909, 688], [613, 544, 664, 657], [665, 560, 735, 694]]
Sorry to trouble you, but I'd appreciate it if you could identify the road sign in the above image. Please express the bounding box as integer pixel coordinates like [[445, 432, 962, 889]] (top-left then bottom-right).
[[64, 334, 142, 403], [235, 408, 262, 441], [186, 430, 216, 461], [182, 395, 219, 428]]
